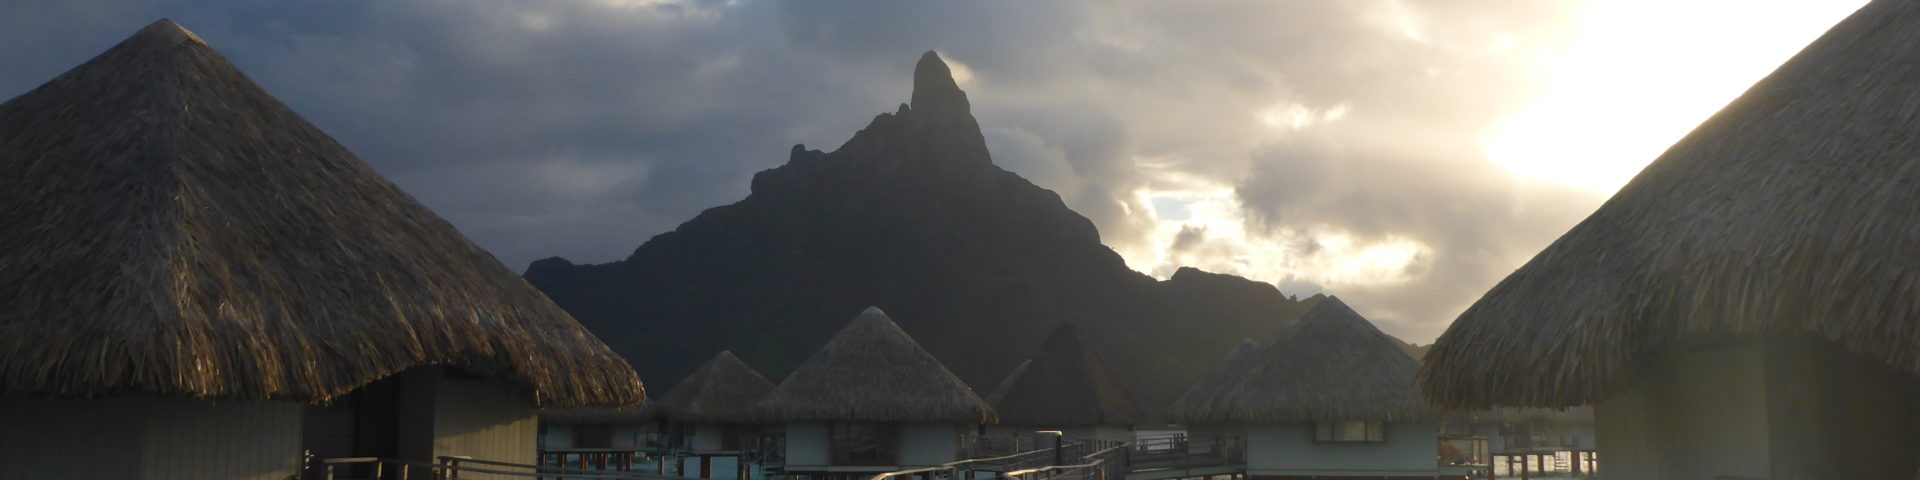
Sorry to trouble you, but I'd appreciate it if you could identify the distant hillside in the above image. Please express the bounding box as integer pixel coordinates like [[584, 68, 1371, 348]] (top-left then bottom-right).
[[525, 52, 1317, 413]]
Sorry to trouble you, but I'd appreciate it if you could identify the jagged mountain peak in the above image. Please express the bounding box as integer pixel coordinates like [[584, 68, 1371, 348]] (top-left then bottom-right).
[[526, 51, 1315, 413], [911, 50, 969, 115]]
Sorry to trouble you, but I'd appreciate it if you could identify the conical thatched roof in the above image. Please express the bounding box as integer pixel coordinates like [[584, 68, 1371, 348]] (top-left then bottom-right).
[[1164, 337, 1260, 422], [1421, 0, 1920, 410], [0, 19, 643, 408], [1187, 298, 1424, 422], [640, 351, 774, 423], [984, 359, 1031, 407], [991, 323, 1141, 426], [758, 307, 996, 423]]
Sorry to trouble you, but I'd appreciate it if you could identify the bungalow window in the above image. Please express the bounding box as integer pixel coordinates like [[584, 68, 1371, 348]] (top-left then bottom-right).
[[1313, 420, 1385, 443], [831, 422, 898, 465]]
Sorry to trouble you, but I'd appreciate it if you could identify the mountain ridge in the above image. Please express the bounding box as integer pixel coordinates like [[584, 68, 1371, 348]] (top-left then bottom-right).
[[525, 51, 1319, 412]]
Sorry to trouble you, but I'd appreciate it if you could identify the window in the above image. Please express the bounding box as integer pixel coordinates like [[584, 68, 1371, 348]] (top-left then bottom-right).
[[1313, 420, 1385, 443], [830, 422, 898, 465]]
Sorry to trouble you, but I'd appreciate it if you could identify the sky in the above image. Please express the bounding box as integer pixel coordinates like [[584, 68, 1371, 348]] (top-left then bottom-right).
[[0, 0, 1870, 343]]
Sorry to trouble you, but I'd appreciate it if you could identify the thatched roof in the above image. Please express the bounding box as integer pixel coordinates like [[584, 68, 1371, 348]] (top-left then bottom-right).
[[1185, 298, 1425, 422], [0, 19, 643, 408], [984, 359, 1030, 407], [758, 307, 996, 423], [1420, 0, 1920, 410], [990, 323, 1141, 426], [1164, 337, 1260, 422], [639, 351, 774, 423]]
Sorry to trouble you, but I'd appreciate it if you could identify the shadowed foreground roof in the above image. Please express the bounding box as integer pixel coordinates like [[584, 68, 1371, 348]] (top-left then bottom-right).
[[1189, 298, 1424, 422], [1421, 0, 1920, 410], [1164, 337, 1260, 423], [0, 19, 643, 408], [991, 323, 1141, 426], [640, 351, 775, 423], [759, 307, 996, 423]]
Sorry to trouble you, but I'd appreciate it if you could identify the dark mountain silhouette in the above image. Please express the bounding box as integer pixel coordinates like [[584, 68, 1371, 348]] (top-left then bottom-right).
[[525, 51, 1319, 413]]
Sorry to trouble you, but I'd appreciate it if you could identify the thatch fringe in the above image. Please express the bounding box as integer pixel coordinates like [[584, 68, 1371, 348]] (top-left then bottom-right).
[[990, 323, 1141, 426], [1183, 298, 1426, 422], [1420, 0, 1920, 410], [757, 307, 996, 423], [0, 19, 643, 408], [638, 351, 774, 423]]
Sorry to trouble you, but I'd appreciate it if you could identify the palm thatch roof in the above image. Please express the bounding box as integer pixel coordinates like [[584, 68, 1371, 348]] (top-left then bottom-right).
[[990, 323, 1141, 426], [639, 351, 774, 423], [984, 359, 1031, 407], [0, 19, 643, 408], [1420, 0, 1920, 410], [1185, 298, 1425, 422], [758, 307, 996, 423], [1164, 337, 1260, 423]]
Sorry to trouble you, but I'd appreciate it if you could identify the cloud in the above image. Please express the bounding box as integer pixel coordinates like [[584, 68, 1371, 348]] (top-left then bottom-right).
[[0, 0, 1613, 342]]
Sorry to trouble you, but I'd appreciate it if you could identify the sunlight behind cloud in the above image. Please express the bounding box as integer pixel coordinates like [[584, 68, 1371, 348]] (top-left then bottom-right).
[[1125, 180, 1431, 290], [1485, 0, 1869, 193]]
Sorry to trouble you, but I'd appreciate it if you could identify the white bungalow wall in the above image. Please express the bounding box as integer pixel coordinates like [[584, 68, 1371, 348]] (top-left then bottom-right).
[[541, 424, 576, 449], [993, 424, 1133, 446], [898, 422, 960, 466], [692, 423, 727, 451], [782, 421, 961, 470], [396, 367, 539, 467], [0, 397, 303, 480], [1595, 335, 1920, 480], [1243, 421, 1440, 478]]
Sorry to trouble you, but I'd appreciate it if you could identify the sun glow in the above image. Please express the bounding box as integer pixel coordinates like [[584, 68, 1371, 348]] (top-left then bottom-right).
[[1485, 0, 1869, 193]]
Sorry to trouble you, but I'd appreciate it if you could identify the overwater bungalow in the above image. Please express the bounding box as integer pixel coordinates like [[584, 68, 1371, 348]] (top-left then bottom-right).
[[641, 350, 778, 478], [537, 407, 657, 467], [1175, 298, 1449, 479], [758, 307, 997, 479], [988, 323, 1142, 445], [1418, 1, 1920, 478], [1443, 408, 1594, 477], [0, 19, 645, 479]]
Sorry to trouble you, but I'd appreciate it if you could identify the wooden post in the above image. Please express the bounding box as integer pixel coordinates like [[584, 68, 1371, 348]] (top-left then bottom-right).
[[702, 454, 714, 479], [1520, 454, 1530, 480]]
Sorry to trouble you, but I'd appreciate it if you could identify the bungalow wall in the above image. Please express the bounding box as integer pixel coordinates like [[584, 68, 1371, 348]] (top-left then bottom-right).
[[542, 424, 577, 449], [396, 367, 538, 466], [1595, 336, 1920, 480], [783, 421, 961, 471], [1244, 421, 1440, 478], [898, 422, 960, 466], [993, 424, 1134, 446], [0, 397, 303, 480]]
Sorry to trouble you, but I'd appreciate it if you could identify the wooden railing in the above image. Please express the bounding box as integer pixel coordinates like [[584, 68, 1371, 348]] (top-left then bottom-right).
[[870, 441, 1132, 480], [1005, 442, 1130, 480], [313, 456, 703, 480]]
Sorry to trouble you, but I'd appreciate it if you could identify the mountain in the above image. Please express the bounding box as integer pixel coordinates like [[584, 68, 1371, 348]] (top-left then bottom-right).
[[525, 51, 1318, 413]]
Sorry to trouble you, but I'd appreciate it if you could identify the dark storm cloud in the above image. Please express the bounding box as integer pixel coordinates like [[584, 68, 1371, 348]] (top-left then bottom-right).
[[0, 0, 1611, 341]]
